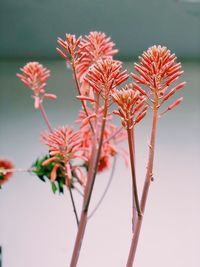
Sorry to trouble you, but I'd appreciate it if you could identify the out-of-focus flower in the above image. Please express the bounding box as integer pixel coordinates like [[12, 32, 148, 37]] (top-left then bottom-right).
[[78, 118, 127, 172], [112, 84, 148, 129], [17, 62, 57, 109], [0, 159, 14, 187], [42, 126, 86, 187], [85, 58, 128, 99], [76, 31, 118, 81], [132, 45, 186, 111], [57, 34, 82, 63]]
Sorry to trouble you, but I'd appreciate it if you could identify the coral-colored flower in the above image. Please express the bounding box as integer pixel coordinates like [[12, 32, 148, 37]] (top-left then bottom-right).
[[57, 34, 82, 62], [132, 45, 186, 111], [42, 126, 86, 186], [112, 84, 148, 129], [76, 32, 118, 81], [85, 58, 128, 98], [79, 119, 127, 172], [17, 62, 57, 109], [0, 159, 14, 186]]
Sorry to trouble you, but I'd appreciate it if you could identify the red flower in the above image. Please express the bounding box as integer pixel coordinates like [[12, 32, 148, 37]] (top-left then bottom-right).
[[17, 62, 57, 109], [0, 159, 14, 186]]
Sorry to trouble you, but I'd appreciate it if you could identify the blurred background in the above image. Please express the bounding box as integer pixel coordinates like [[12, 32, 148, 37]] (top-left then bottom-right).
[[0, 0, 200, 266]]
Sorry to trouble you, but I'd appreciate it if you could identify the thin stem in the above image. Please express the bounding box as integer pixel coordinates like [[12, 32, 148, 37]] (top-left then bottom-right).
[[88, 156, 117, 220], [74, 185, 84, 197], [71, 59, 95, 134], [0, 168, 34, 174], [126, 108, 158, 267], [39, 103, 53, 132], [69, 141, 97, 267], [83, 102, 108, 212], [69, 186, 79, 227], [69, 100, 108, 267], [127, 124, 142, 233]]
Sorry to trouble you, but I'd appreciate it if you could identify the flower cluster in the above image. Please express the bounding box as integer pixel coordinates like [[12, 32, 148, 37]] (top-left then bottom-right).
[[57, 34, 82, 64], [42, 127, 86, 187], [76, 31, 118, 81], [17, 62, 57, 109], [132, 45, 186, 111], [85, 58, 128, 99], [112, 84, 148, 129]]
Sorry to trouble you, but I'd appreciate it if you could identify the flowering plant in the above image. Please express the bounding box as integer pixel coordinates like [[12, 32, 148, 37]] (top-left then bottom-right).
[[1, 32, 186, 267]]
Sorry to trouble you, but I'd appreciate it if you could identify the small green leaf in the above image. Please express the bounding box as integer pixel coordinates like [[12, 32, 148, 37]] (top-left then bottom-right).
[[51, 182, 57, 194]]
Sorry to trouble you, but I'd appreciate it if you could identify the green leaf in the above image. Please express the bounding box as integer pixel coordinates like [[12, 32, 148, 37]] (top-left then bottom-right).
[[51, 182, 57, 194]]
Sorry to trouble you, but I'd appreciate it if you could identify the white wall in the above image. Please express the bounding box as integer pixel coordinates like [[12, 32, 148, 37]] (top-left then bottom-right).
[[0, 60, 200, 267]]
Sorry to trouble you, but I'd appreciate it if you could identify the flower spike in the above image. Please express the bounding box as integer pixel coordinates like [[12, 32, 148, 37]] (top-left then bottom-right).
[[17, 62, 57, 109], [85, 58, 128, 99], [76, 31, 118, 80], [132, 45, 186, 112], [112, 86, 148, 129], [42, 126, 86, 186]]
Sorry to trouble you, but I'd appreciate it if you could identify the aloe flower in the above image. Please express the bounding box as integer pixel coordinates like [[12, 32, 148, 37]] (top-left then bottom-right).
[[85, 58, 128, 98], [112, 84, 148, 129], [76, 31, 118, 81], [17, 62, 57, 109], [42, 126, 86, 187], [132, 45, 186, 112]]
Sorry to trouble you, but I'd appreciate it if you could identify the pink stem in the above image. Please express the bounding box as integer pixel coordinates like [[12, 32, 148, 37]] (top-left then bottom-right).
[[71, 58, 94, 134], [126, 108, 158, 267], [39, 103, 53, 132], [70, 102, 108, 267], [127, 124, 141, 232]]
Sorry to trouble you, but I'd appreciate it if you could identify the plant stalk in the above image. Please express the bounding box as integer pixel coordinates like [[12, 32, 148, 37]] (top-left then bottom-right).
[[69, 186, 79, 227], [71, 59, 94, 134], [39, 103, 53, 132], [127, 123, 141, 232], [126, 108, 158, 267], [69, 101, 108, 267]]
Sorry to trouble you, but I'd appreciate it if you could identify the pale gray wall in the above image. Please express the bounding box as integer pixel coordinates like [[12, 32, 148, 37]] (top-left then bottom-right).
[[0, 60, 200, 267]]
